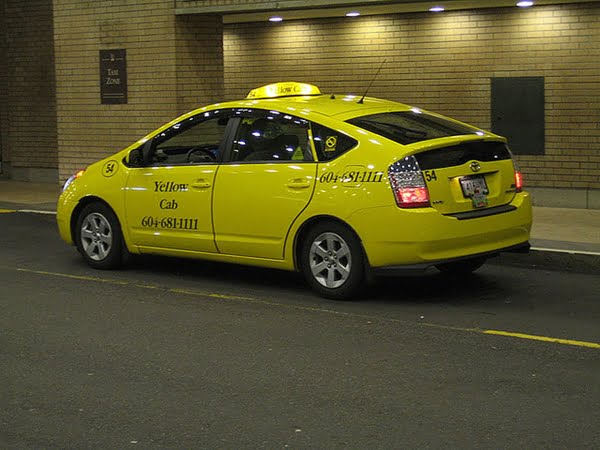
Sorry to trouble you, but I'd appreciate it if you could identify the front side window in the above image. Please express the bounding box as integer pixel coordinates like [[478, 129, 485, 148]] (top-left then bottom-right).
[[347, 111, 481, 145], [229, 110, 312, 163], [137, 110, 232, 166]]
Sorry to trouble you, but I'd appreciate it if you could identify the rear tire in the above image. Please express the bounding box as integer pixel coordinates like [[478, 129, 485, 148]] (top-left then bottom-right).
[[75, 202, 124, 269], [300, 222, 366, 300], [436, 257, 486, 275]]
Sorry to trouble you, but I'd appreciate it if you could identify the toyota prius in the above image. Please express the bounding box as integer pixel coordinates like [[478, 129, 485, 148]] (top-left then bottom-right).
[[57, 82, 532, 299]]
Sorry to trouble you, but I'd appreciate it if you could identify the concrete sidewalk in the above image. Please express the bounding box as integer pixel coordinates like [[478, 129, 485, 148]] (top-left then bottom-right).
[[0, 180, 60, 213], [1, 179, 599, 271]]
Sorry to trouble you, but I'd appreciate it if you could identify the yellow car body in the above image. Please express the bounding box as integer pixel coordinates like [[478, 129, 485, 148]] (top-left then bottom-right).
[[57, 82, 532, 299]]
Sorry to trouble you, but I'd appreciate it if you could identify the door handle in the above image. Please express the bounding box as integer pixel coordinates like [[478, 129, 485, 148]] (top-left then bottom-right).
[[191, 180, 211, 189], [286, 178, 311, 189]]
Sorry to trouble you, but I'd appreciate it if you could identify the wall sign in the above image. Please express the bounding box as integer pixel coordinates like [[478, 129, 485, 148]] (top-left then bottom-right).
[[100, 49, 127, 104]]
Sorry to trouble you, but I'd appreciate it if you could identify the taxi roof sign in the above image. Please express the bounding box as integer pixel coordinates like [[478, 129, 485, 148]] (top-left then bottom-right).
[[246, 82, 322, 99]]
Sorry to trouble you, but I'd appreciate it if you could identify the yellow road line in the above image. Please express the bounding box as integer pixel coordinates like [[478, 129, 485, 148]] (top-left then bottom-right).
[[9, 266, 600, 350], [16, 268, 129, 285], [483, 329, 600, 349], [0, 209, 16, 213], [419, 322, 600, 349]]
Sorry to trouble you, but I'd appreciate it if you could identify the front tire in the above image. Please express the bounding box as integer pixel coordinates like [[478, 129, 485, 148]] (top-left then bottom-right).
[[75, 202, 124, 269], [301, 222, 366, 300]]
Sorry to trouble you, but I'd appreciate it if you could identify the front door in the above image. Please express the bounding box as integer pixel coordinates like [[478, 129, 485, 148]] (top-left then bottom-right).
[[124, 109, 233, 253], [125, 165, 218, 253]]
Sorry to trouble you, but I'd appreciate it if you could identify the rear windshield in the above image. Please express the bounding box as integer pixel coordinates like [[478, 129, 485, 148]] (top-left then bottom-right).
[[346, 111, 481, 145]]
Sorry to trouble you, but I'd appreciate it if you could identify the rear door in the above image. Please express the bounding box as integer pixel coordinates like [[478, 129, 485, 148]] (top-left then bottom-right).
[[212, 109, 317, 259]]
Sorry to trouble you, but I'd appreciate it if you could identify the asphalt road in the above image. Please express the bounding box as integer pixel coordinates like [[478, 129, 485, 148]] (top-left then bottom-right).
[[1, 212, 599, 449]]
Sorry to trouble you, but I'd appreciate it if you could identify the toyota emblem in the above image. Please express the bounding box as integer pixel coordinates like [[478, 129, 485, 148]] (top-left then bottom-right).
[[470, 161, 481, 172]]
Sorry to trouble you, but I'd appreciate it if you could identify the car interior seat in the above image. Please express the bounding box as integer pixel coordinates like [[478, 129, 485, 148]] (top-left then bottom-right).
[[244, 134, 300, 161]]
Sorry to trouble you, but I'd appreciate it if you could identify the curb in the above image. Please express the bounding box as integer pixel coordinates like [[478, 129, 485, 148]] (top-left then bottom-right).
[[0, 201, 57, 213], [491, 249, 600, 275]]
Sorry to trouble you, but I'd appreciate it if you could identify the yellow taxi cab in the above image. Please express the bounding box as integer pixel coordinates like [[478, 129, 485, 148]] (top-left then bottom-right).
[[57, 82, 532, 299]]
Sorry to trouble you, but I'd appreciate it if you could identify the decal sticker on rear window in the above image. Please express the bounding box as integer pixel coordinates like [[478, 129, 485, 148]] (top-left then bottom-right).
[[325, 136, 338, 152]]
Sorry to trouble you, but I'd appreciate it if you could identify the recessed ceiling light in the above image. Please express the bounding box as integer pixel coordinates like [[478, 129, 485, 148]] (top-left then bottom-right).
[[516, 1, 534, 6], [429, 6, 445, 12], [346, 11, 360, 17], [269, 16, 283, 22]]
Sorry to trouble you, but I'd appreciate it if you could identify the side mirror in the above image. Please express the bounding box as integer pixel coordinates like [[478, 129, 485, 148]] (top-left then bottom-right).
[[141, 139, 154, 166], [128, 146, 143, 167], [127, 139, 154, 167]]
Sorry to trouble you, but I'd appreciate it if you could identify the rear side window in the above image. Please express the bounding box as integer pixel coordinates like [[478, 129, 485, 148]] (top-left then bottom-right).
[[311, 123, 358, 161], [229, 110, 312, 163], [347, 111, 481, 145]]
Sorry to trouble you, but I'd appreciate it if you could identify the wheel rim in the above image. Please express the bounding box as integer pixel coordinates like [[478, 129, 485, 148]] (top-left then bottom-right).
[[80, 212, 113, 261], [309, 232, 352, 289]]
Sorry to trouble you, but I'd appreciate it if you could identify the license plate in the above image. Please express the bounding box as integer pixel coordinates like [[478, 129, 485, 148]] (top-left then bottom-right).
[[460, 175, 489, 197], [460, 175, 489, 208]]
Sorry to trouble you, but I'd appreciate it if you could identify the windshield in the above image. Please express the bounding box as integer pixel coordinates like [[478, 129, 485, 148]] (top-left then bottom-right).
[[347, 111, 482, 145]]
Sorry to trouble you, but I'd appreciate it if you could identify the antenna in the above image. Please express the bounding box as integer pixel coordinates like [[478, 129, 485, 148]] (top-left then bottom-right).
[[358, 58, 386, 104]]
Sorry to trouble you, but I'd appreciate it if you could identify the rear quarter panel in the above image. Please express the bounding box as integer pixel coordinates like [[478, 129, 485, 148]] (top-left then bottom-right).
[[284, 117, 531, 269]]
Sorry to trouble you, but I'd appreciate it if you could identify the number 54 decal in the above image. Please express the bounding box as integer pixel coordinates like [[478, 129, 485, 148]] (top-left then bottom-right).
[[424, 170, 438, 182]]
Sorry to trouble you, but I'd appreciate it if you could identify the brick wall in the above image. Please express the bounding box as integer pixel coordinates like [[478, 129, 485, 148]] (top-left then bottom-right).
[[5, 0, 598, 195], [223, 3, 600, 191], [53, 1, 226, 182], [0, 0, 57, 181], [55, 0, 223, 180], [0, 1, 6, 171], [175, 14, 224, 112], [53, 0, 180, 182]]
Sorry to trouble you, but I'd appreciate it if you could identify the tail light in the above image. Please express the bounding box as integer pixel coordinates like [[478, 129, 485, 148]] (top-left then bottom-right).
[[514, 170, 523, 193], [388, 156, 430, 208], [509, 150, 523, 193]]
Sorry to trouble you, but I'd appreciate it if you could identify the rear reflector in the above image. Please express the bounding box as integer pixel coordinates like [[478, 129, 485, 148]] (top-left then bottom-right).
[[388, 156, 430, 208]]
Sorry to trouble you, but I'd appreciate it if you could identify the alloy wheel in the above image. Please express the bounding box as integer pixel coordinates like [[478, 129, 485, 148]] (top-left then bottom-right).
[[80, 212, 113, 261], [309, 231, 352, 289]]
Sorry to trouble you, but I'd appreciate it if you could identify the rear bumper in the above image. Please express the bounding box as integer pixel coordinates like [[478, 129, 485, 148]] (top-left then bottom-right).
[[349, 192, 532, 269], [372, 241, 530, 275]]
